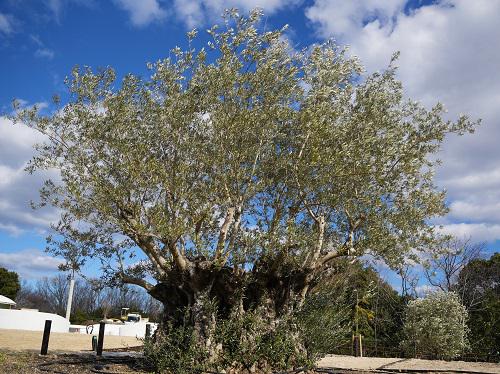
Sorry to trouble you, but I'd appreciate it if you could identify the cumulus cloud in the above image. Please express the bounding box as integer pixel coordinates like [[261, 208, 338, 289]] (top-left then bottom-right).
[[306, 0, 405, 40], [0, 116, 59, 236], [172, 0, 300, 28], [438, 223, 500, 243], [0, 249, 63, 278], [114, 0, 167, 27], [0, 223, 24, 237], [306, 0, 500, 243]]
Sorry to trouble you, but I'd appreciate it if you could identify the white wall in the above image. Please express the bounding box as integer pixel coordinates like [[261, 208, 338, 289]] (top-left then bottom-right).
[[84, 322, 158, 338], [120, 322, 158, 338], [0, 309, 70, 333]]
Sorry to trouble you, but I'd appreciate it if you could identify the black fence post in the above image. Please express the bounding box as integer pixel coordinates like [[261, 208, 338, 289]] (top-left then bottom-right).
[[145, 323, 151, 339], [96, 322, 105, 356], [40, 320, 52, 355], [92, 335, 97, 351]]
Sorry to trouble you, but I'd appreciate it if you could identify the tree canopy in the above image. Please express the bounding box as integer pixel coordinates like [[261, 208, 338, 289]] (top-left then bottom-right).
[[0, 267, 20, 300], [456, 253, 500, 358], [13, 9, 477, 370], [15, 9, 475, 291]]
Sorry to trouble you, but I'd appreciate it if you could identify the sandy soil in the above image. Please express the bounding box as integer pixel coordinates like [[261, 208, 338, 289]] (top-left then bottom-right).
[[1, 329, 499, 373], [318, 354, 500, 373], [0, 351, 150, 373], [0, 328, 142, 352]]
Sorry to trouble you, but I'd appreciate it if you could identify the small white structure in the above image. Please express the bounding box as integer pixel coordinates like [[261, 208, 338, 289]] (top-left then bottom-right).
[[0, 294, 157, 337], [76, 321, 158, 338], [0, 309, 70, 333], [0, 294, 16, 309]]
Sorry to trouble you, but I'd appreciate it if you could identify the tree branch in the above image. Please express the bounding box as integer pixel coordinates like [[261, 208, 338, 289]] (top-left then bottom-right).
[[215, 206, 236, 262], [121, 274, 154, 292]]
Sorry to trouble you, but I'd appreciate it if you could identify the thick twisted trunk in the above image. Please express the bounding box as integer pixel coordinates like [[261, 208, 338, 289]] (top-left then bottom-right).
[[144, 259, 321, 372], [148, 258, 314, 329]]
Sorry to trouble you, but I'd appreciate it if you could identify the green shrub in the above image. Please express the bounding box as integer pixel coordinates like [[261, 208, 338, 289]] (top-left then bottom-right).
[[144, 291, 354, 374], [297, 290, 352, 358], [144, 322, 209, 374], [401, 291, 469, 359]]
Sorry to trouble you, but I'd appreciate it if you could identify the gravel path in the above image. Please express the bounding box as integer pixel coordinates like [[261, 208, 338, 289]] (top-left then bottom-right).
[[318, 355, 500, 373], [0, 328, 142, 352]]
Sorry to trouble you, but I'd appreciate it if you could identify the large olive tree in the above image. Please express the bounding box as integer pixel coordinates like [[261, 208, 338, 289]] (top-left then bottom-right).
[[14, 9, 475, 369]]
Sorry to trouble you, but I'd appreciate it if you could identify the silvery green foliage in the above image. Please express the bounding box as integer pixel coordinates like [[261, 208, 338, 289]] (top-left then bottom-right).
[[402, 291, 469, 359], [13, 9, 476, 293]]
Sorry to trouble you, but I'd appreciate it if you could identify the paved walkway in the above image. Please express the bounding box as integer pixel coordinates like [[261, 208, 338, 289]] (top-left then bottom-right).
[[318, 355, 500, 373]]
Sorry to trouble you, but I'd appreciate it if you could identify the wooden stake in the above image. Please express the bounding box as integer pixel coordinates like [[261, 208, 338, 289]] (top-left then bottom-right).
[[96, 322, 105, 356], [40, 320, 52, 355]]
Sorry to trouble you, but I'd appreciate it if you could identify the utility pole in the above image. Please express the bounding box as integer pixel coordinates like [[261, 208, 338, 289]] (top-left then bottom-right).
[[65, 268, 75, 320]]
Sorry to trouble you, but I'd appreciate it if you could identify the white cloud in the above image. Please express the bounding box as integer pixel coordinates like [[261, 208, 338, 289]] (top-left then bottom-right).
[[35, 48, 55, 59], [0, 13, 15, 35], [438, 223, 500, 243], [415, 284, 437, 297], [0, 223, 24, 236], [448, 200, 500, 224], [43, 0, 96, 23], [114, 0, 167, 27], [0, 249, 63, 278], [30, 35, 56, 60], [0, 117, 59, 236], [172, 0, 300, 28], [306, 0, 500, 243], [306, 0, 405, 40], [46, 0, 64, 22]]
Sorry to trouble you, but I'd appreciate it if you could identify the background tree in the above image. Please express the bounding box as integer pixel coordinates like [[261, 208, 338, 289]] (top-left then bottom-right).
[[401, 291, 469, 359], [15, 275, 162, 323], [316, 260, 406, 354], [0, 267, 20, 300], [423, 237, 498, 360], [456, 253, 499, 359], [13, 9, 476, 371], [425, 237, 484, 292], [396, 263, 419, 300]]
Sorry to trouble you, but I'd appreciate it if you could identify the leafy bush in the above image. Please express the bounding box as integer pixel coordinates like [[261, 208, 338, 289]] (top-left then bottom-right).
[[145, 312, 310, 373], [297, 289, 352, 357], [401, 291, 469, 359], [144, 293, 353, 373], [144, 322, 209, 374]]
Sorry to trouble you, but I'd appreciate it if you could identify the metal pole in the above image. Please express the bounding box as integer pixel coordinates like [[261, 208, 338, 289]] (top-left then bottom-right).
[[359, 334, 363, 358], [96, 322, 105, 356], [40, 320, 52, 355], [355, 289, 359, 337], [65, 269, 75, 320]]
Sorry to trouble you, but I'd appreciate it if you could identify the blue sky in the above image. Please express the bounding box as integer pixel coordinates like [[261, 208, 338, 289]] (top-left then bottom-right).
[[0, 0, 499, 290]]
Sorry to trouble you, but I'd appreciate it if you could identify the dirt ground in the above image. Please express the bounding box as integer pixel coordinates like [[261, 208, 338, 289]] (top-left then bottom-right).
[[0, 328, 142, 352], [0, 351, 151, 373], [1, 329, 499, 373], [318, 354, 500, 373], [1, 351, 499, 374]]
